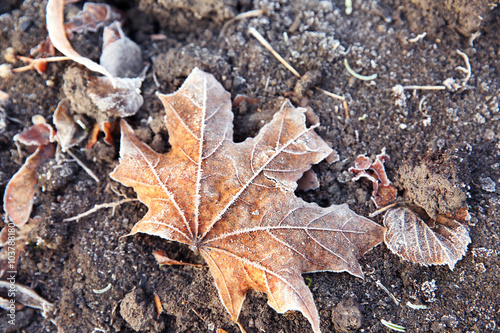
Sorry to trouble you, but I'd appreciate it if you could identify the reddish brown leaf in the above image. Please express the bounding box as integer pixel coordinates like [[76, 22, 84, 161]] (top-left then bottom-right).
[[53, 98, 86, 151], [384, 207, 470, 270], [14, 122, 56, 148], [152, 250, 202, 267], [86, 123, 100, 149], [5, 123, 56, 227], [153, 292, 163, 320], [110, 68, 385, 333], [3, 144, 55, 227], [349, 149, 397, 207]]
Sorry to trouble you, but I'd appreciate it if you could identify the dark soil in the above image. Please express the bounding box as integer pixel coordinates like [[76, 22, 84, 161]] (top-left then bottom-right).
[[1, 0, 499, 332]]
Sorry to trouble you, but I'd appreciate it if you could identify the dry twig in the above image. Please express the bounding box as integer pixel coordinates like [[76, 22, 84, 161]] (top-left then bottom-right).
[[63, 198, 138, 222]]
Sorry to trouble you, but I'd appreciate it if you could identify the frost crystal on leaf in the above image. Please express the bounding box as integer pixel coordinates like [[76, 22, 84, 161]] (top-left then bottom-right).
[[110, 68, 385, 333]]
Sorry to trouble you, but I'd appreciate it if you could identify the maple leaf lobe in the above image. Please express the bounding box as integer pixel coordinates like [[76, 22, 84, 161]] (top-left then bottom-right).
[[110, 68, 385, 333]]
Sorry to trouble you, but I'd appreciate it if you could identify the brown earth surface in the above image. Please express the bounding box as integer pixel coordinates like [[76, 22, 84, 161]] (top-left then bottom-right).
[[0, 0, 499, 332]]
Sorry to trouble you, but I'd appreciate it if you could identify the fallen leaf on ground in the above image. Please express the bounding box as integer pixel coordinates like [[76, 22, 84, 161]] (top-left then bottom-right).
[[384, 207, 470, 270], [100, 22, 143, 78], [350, 149, 471, 270], [152, 250, 203, 267], [153, 292, 163, 319], [87, 76, 144, 117], [4, 123, 56, 227], [53, 98, 87, 151], [349, 148, 397, 208], [64, 2, 124, 37], [110, 68, 386, 333], [46, 0, 115, 82]]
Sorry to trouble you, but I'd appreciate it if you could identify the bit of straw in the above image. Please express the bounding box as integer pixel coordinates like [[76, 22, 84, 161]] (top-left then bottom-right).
[[249, 27, 301, 78], [63, 198, 138, 222], [375, 279, 400, 305], [402, 85, 446, 91], [408, 32, 427, 43], [248, 27, 345, 101], [345, 0, 353, 15], [314, 87, 345, 101], [406, 301, 427, 310], [65, 148, 100, 183], [369, 202, 397, 217], [381, 319, 406, 332], [344, 59, 378, 81], [92, 283, 112, 294], [456, 49, 471, 86], [220, 9, 264, 38]]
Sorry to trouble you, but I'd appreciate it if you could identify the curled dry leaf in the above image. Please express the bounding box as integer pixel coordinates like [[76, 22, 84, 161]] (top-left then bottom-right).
[[46, 0, 115, 82], [64, 2, 124, 37], [53, 98, 87, 151], [100, 22, 144, 78], [349, 149, 397, 208], [110, 68, 386, 333], [384, 207, 470, 270], [152, 250, 202, 267], [87, 76, 144, 118], [296, 168, 320, 192], [153, 292, 163, 319], [4, 123, 56, 227]]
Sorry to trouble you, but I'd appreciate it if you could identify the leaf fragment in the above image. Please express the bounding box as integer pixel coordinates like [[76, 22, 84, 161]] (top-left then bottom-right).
[[152, 250, 202, 267], [383, 207, 470, 270], [154, 292, 163, 319], [46, 0, 115, 83], [349, 148, 397, 207], [53, 98, 87, 151], [110, 68, 386, 333], [4, 123, 56, 227], [64, 2, 124, 37]]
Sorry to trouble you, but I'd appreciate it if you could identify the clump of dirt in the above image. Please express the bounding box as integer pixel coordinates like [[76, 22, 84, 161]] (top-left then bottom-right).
[[396, 148, 469, 219], [120, 288, 165, 332], [331, 296, 363, 333], [395, 0, 493, 40], [139, 0, 236, 31]]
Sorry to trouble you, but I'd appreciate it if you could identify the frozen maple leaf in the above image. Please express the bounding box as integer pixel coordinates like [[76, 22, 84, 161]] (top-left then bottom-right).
[[110, 68, 385, 333]]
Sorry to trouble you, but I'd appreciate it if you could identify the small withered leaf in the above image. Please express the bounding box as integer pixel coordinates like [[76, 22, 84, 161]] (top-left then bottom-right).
[[110, 68, 385, 333], [4, 123, 56, 227], [384, 207, 470, 270]]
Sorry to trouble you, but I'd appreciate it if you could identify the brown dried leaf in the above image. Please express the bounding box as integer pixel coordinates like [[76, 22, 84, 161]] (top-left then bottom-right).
[[153, 292, 163, 320], [4, 123, 56, 227], [383, 207, 470, 270], [110, 68, 385, 333], [53, 98, 87, 151], [349, 149, 397, 207], [64, 2, 124, 37], [46, 0, 115, 82], [296, 168, 320, 191], [152, 250, 202, 267]]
